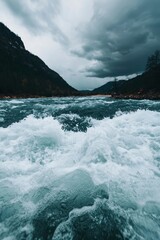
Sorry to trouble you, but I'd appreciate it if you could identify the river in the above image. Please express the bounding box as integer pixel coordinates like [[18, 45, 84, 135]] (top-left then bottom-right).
[[0, 96, 160, 239]]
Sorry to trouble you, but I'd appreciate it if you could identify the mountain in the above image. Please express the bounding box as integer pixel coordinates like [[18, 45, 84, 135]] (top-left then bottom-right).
[[0, 22, 78, 97], [92, 80, 126, 95], [92, 64, 160, 99]]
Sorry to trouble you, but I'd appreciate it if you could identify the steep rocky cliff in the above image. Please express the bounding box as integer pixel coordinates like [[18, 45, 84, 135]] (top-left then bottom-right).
[[0, 23, 78, 97]]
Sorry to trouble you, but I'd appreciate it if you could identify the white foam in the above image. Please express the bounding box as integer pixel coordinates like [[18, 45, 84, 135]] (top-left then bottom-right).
[[0, 110, 160, 239], [0, 110, 159, 200], [10, 100, 24, 104]]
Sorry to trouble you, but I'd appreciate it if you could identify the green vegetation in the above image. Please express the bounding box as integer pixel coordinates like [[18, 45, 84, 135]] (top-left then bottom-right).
[[0, 22, 159, 99], [93, 50, 160, 99], [146, 50, 160, 72]]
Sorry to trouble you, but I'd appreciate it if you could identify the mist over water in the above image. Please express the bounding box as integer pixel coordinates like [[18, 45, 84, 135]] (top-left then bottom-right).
[[0, 96, 160, 240]]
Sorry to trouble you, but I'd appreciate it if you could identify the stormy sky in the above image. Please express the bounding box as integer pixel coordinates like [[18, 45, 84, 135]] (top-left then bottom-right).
[[0, 0, 160, 90]]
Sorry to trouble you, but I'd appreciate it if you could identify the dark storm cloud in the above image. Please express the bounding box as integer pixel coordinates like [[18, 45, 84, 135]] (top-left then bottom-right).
[[73, 0, 160, 78], [3, 0, 69, 45]]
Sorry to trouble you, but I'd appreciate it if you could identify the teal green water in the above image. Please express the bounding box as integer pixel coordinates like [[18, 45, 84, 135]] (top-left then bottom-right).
[[0, 97, 160, 239]]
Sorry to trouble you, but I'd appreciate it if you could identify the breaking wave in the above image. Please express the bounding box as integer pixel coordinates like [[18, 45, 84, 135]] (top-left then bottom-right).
[[0, 97, 160, 239]]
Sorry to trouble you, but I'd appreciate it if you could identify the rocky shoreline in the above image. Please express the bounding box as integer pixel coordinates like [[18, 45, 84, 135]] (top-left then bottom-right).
[[112, 93, 160, 100], [0, 93, 160, 100]]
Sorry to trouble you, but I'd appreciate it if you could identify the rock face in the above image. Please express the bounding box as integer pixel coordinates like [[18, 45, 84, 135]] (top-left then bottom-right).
[[0, 22, 78, 97], [92, 64, 160, 99]]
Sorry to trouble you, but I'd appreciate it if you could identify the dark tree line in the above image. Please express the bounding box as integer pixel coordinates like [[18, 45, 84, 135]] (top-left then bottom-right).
[[146, 50, 160, 71]]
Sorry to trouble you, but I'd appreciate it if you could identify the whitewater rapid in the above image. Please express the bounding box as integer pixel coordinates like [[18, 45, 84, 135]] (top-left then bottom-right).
[[0, 97, 160, 239]]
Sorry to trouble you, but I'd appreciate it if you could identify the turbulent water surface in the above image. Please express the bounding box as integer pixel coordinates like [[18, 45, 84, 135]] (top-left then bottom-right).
[[0, 96, 160, 240]]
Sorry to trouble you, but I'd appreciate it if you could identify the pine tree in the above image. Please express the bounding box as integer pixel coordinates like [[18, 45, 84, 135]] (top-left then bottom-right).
[[146, 50, 160, 71]]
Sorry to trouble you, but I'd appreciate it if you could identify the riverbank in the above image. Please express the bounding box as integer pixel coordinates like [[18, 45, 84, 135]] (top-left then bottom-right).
[[0, 93, 160, 100], [112, 93, 160, 100], [0, 93, 81, 99]]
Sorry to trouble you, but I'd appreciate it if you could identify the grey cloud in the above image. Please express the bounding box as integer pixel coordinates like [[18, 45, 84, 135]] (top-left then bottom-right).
[[73, 0, 160, 78], [3, 0, 39, 31], [3, 0, 69, 45]]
